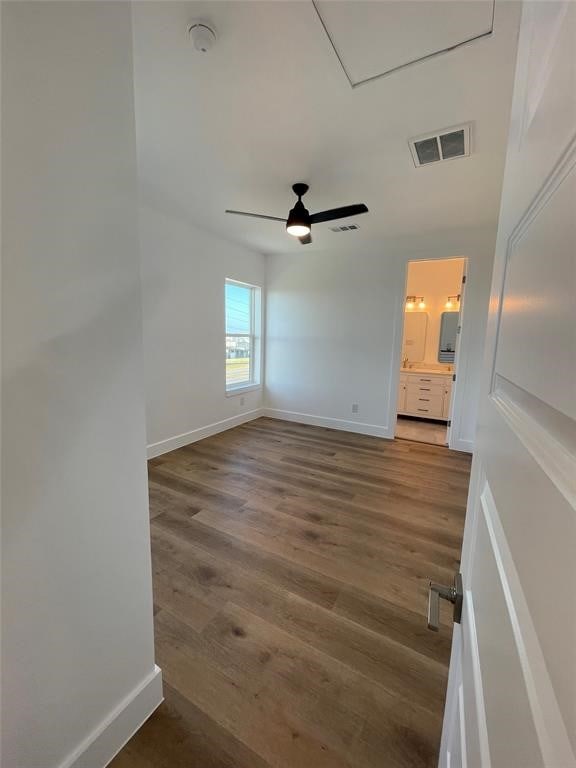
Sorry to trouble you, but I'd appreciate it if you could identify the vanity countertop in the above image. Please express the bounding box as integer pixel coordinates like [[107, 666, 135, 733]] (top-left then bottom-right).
[[401, 367, 453, 376]]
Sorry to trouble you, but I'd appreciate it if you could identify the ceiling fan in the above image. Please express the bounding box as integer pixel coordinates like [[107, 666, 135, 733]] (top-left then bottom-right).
[[225, 183, 368, 245]]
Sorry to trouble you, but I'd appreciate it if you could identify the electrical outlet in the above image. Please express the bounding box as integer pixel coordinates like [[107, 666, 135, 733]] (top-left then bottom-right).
[[240, 396, 245, 407], [352, 403, 359, 414]]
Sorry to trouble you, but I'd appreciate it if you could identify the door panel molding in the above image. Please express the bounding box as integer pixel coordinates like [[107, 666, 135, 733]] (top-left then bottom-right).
[[460, 468, 490, 766], [480, 482, 575, 766], [443, 464, 490, 768], [491, 375, 576, 508], [463, 590, 490, 768], [440, 628, 463, 768], [489, 133, 576, 394], [457, 684, 467, 768]]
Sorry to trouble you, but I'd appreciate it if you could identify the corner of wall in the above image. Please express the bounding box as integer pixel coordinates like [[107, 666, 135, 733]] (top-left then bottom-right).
[[61, 667, 163, 768], [147, 408, 264, 458], [449, 437, 474, 454], [262, 408, 392, 440]]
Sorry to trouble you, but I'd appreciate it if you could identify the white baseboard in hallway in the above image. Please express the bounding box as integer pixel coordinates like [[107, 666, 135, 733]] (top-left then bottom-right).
[[262, 408, 391, 439], [147, 409, 264, 459], [61, 665, 163, 768], [449, 438, 474, 453]]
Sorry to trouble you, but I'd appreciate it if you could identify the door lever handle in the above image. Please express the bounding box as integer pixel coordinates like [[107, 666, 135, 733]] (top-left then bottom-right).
[[427, 573, 463, 631]]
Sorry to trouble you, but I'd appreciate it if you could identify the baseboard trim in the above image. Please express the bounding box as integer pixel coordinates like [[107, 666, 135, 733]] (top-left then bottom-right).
[[449, 437, 474, 453], [60, 665, 163, 768], [147, 409, 264, 458], [262, 408, 390, 438]]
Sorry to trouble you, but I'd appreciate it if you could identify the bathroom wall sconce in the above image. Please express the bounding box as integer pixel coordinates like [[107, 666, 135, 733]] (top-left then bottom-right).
[[405, 295, 425, 310], [445, 294, 461, 309]]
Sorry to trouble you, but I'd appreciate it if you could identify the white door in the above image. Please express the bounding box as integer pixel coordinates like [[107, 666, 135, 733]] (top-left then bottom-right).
[[439, 3, 576, 767]]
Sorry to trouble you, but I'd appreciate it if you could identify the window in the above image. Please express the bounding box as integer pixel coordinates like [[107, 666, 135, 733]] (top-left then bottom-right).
[[225, 279, 261, 392]]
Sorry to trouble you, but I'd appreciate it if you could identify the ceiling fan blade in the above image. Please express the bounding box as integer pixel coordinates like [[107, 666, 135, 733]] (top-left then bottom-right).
[[309, 204, 368, 225], [225, 209, 286, 222], [298, 233, 312, 245]]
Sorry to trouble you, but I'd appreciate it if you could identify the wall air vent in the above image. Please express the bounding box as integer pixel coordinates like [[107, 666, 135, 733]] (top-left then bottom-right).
[[330, 223, 360, 232], [409, 124, 471, 168]]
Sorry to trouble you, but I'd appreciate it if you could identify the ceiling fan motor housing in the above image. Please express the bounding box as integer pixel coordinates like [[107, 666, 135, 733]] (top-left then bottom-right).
[[292, 183, 309, 198]]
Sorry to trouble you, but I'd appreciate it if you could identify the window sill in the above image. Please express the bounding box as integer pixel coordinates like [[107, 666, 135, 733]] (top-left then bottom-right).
[[225, 384, 262, 398]]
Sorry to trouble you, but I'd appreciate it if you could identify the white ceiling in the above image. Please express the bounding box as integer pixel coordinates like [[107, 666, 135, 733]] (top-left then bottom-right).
[[132, 1, 521, 255], [314, 0, 494, 85]]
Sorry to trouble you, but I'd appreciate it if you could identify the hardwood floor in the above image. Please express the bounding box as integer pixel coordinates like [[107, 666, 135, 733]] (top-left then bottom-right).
[[111, 417, 471, 768]]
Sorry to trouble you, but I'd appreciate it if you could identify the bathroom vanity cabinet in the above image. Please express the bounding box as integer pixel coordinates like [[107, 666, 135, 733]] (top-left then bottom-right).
[[397, 370, 452, 421]]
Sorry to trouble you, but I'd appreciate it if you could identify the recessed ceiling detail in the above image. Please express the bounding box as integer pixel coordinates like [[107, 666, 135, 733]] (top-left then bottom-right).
[[313, 0, 495, 88], [409, 124, 471, 167]]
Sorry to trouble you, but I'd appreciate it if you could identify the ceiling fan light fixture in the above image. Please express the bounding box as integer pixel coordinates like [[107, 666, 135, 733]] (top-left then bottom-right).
[[286, 223, 311, 237], [286, 202, 311, 237]]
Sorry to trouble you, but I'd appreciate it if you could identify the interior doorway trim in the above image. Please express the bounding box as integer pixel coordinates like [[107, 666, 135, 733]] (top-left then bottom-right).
[[389, 256, 470, 452]]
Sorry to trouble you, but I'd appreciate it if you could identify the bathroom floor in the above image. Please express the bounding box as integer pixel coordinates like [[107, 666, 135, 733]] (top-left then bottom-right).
[[395, 416, 448, 447]]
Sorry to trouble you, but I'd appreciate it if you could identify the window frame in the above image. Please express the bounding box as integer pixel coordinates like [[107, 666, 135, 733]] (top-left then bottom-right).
[[224, 278, 262, 395]]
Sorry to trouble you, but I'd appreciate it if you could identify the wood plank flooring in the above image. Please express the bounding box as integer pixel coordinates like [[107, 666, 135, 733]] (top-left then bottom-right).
[[111, 417, 471, 768]]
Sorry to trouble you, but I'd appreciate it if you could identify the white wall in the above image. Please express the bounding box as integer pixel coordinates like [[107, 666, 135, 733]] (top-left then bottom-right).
[[265, 228, 496, 451], [139, 205, 265, 457], [404, 258, 465, 365], [1, 4, 160, 767]]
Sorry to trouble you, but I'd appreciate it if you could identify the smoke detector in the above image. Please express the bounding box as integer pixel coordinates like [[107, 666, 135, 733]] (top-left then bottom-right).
[[188, 21, 217, 53]]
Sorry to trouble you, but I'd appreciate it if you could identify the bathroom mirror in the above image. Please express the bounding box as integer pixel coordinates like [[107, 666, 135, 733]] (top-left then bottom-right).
[[438, 311, 458, 363], [402, 312, 428, 362]]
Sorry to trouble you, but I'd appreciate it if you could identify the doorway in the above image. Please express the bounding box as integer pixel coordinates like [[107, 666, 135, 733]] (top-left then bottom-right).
[[395, 258, 466, 447]]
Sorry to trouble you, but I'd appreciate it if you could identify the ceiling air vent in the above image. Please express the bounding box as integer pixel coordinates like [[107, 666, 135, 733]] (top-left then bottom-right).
[[409, 124, 471, 168], [330, 224, 360, 232]]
